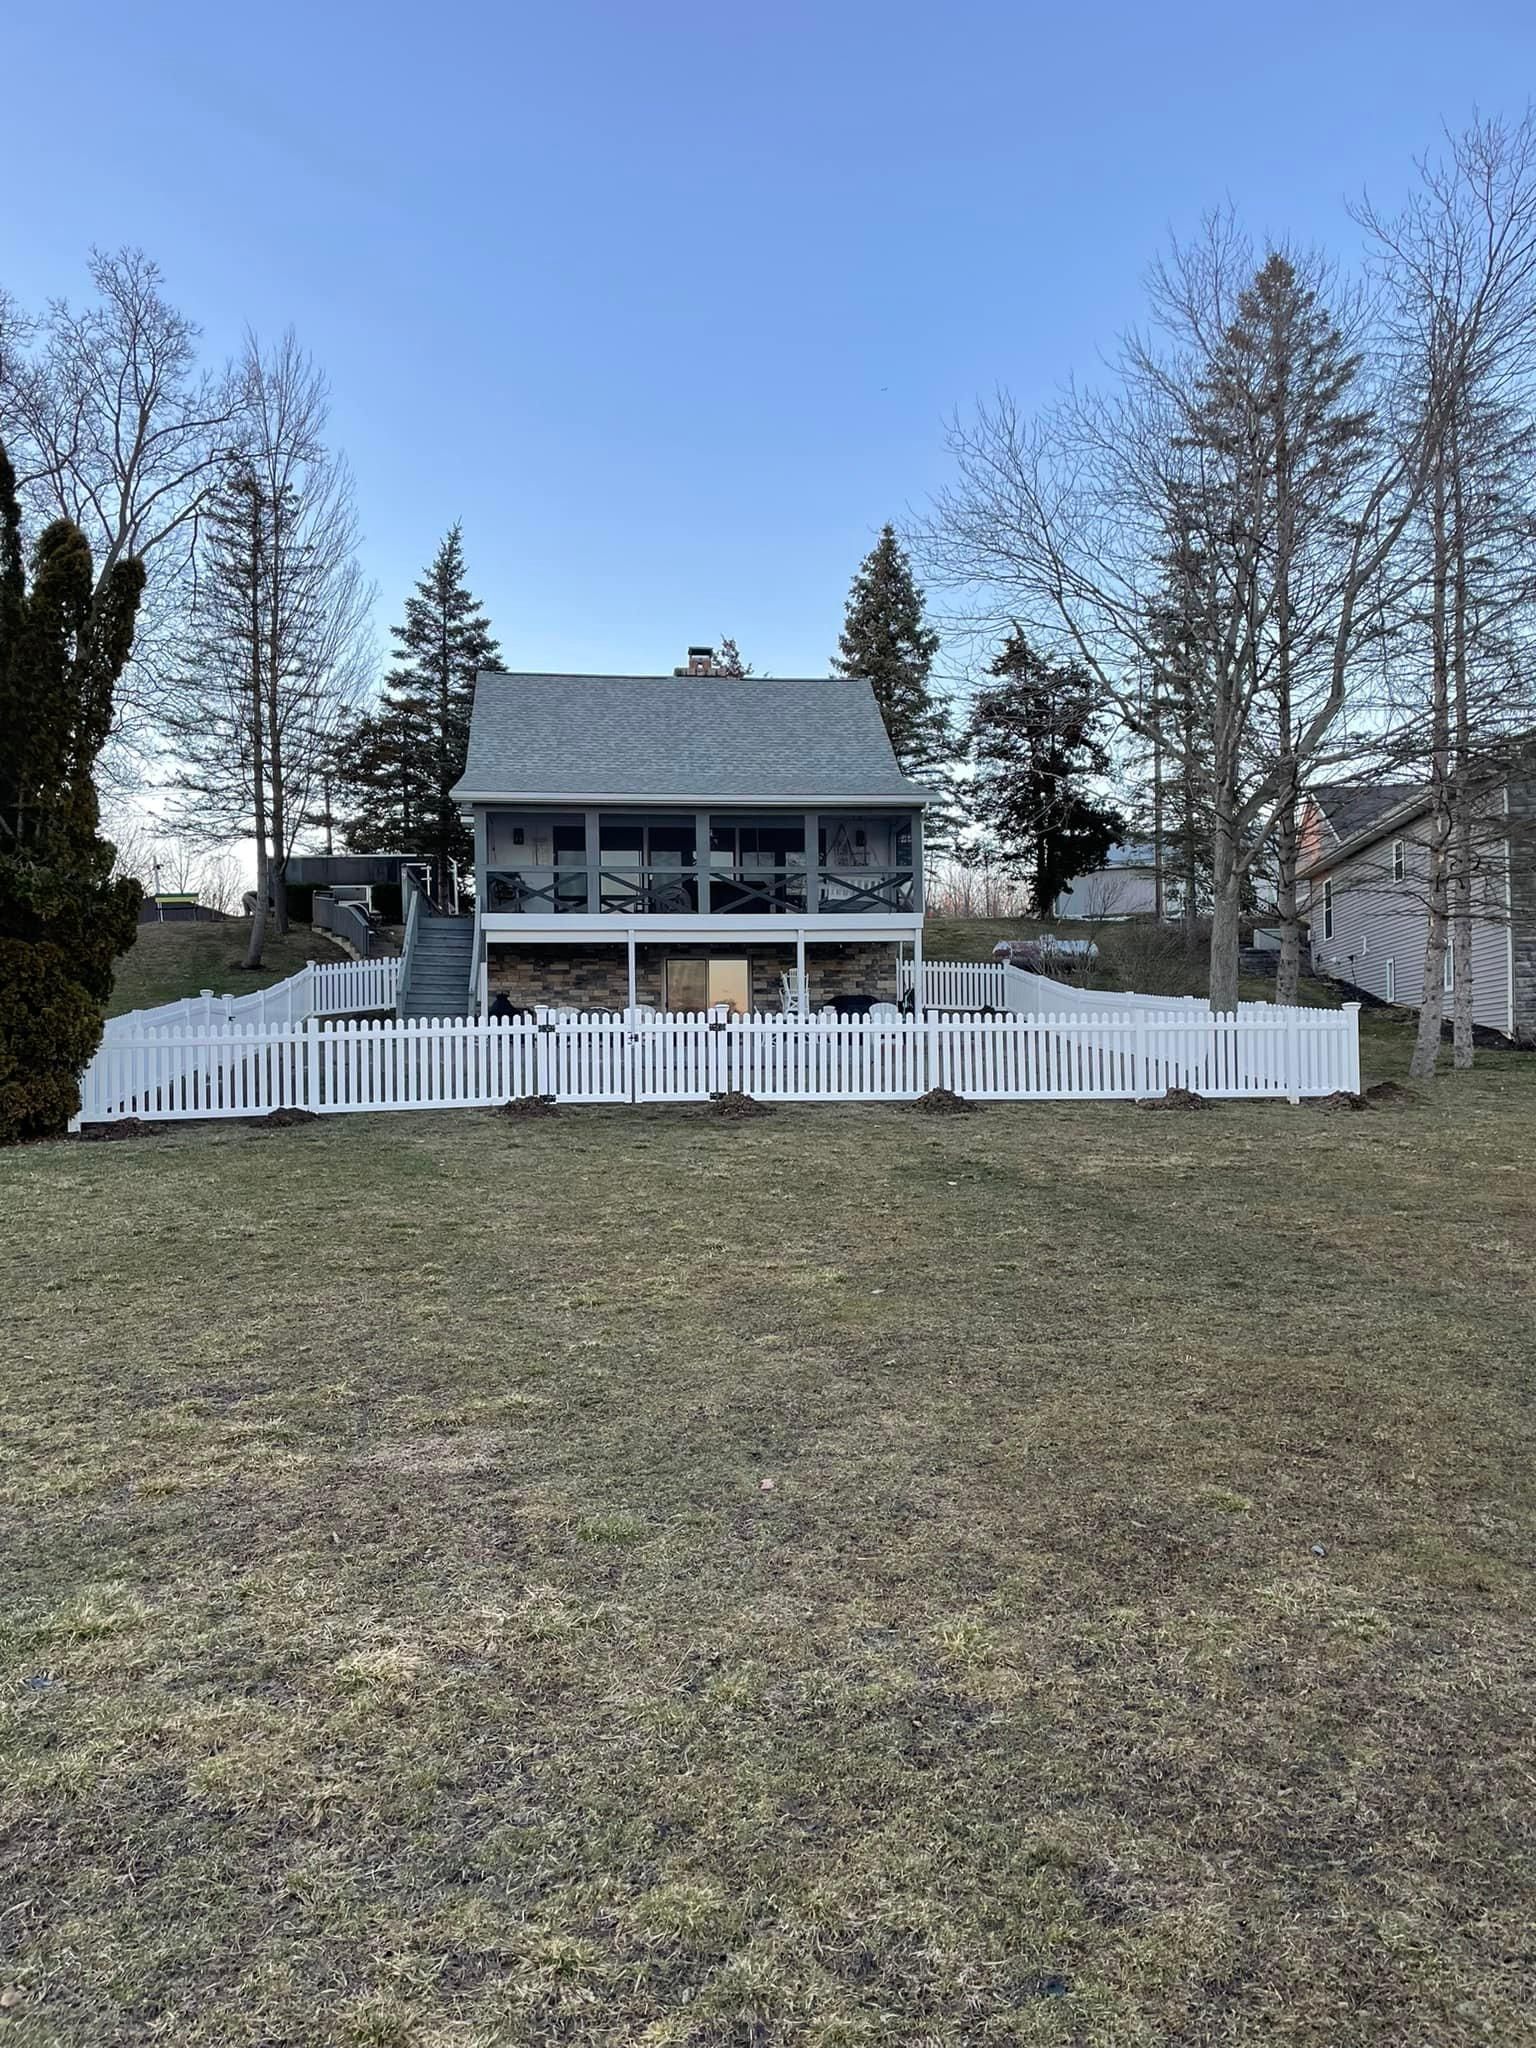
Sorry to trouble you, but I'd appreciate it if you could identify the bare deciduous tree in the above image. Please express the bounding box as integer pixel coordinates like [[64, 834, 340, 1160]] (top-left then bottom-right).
[[163, 334, 373, 966], [1358, 116, 1536, 1075], [0, 250, 239, 778], [919, 137, 1535, 1014]]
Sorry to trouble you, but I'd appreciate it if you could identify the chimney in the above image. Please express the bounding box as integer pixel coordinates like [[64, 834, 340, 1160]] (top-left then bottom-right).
[[675, 644, 716, 676]]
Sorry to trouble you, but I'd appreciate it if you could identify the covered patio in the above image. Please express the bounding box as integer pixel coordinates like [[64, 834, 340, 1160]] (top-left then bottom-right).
[[481, 922, 923, 1018]]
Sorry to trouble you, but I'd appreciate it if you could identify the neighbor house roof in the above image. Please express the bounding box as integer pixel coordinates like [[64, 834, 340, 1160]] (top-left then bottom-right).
[[449, 672, 928, 805], [1308, 783, 1426, 845], [1297, 782, 1430, 880]]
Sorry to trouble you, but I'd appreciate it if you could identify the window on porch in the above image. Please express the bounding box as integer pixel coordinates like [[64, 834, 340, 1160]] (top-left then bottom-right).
[[709, 816, 807, 914], [598, 815, 699, 914], [485, 812, 587, 912], [818, 814, 915, 912]]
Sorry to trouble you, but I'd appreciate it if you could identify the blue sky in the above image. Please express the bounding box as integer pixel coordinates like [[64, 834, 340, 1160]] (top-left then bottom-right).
[[7, 1, 1533, 684]]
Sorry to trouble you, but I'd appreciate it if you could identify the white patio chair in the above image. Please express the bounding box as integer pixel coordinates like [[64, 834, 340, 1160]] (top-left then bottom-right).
[[779, 972, 805, 1013]]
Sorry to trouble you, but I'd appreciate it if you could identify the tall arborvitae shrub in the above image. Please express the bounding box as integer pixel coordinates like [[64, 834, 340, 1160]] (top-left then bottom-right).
[[0, 443, 144, 1141]]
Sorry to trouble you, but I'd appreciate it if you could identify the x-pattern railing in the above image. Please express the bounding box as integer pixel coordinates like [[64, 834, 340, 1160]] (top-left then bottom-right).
[[487, 868, 588, 911], [818, 867, 915, 911]]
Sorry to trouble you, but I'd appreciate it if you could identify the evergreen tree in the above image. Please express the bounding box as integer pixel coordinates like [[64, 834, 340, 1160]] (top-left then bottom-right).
[[1124, 502, 1218, 942], [964, 629, 1124, 918], [344, 525, 499, 894], [831, 525, 951, 786], [0, 441, 144, 1141]]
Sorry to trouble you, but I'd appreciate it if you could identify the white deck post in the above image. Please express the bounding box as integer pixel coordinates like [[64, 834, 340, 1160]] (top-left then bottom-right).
[[795, 929, 807, 1015], [627, 928, 638, 1014], [911, 924, 924, 1015]]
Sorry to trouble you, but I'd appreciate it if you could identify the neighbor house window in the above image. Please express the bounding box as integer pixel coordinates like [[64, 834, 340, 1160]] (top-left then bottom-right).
[[1323, 880, 1334, 941], [1443, 948, 1454, 992], [1385, 957, 1396, 1005], [1392, 840, 1405, 882]]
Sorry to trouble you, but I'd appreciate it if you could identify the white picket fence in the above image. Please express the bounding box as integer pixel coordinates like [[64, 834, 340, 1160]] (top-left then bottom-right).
[[74, 1000, 1359, 1124], [904, 958, 1274, 1018], [100, 956, 400, 1042], [902, 958, 1009, 1010]]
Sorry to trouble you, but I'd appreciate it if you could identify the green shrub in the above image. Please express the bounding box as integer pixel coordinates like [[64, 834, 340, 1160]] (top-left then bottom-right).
[[0, 939, 106, 1142]]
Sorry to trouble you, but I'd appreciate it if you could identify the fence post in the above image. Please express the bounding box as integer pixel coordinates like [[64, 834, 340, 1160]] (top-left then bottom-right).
[[1134, 1008, 1148, 1099], [1345, 1003, 1361, 1095], [305, 1017, 319, 1109], [1286, 1006, 1302, 1104]]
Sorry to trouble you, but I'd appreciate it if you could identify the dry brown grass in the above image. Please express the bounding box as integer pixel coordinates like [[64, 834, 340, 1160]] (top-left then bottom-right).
[[1, 1022, 1533, 2045], [108, 919, 349, 1017]]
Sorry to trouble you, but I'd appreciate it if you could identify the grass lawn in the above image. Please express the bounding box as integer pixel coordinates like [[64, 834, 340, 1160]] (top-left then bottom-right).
[[2, 1022, 1533, 2044], [108, 919, 349, 1017], [922, 913, 1061, 960]]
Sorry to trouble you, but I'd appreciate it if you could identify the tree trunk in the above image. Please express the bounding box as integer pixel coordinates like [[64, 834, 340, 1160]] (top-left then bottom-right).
[[243, 483, 268, 971], [1208, 796, 1242, 1012], [1449, 449, 1474, 1070], [1410, 455, 1451, 1078], [1181, 697, 1201, 951], [1451, 844, 1475, 1067], [246, 833, 269, 969], [1271, 396, 1300, 1007], [1409, 852, 1450, 1076], [1273, 786, 1301, 1004], [270, 851, 289, 937]]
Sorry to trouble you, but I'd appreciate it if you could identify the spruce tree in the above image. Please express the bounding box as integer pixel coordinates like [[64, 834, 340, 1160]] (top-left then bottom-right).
[[831, 525, 951, 787], [345, 525, 499, 894], [0, 442, 144, 1141], [964, 628, 1124, 919]]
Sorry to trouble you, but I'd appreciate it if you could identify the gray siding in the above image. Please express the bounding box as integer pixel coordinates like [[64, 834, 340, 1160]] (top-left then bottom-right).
[[1054, 868, 1159, 917], [1306, 806, 1512, 1032]]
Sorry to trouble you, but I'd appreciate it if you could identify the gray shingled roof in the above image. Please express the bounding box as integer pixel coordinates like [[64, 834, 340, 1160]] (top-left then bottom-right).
[[450, 672, 928, 804], [1311, 782, 1427, 845]]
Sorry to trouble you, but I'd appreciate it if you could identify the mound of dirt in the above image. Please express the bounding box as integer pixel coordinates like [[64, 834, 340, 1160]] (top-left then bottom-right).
[[709, 1090, 774, 1119], [248, 1107, 319, 1128], [1138, 1086, 1208, 1111], [908, 1087, 979, 1116], [1316, 1081, 1415, 1113], [497, 1095, 559, 1119], [78, 1117, 169, 1142]]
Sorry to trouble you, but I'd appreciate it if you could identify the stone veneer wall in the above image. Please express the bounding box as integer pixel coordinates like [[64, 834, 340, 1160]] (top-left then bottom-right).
[[1509, 770, 1536, 1042], [486, 940, 901, 1013]]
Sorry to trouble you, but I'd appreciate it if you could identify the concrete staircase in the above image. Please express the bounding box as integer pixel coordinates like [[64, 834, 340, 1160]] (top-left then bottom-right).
[[399, 913, 476, 1020]]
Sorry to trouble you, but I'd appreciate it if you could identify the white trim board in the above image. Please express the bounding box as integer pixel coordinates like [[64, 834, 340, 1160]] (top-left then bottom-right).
[[482, 915, 921, 944]]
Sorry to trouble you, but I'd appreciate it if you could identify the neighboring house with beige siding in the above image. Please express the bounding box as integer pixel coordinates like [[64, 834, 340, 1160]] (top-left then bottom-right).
[[1299, 775, 1536, 1041]]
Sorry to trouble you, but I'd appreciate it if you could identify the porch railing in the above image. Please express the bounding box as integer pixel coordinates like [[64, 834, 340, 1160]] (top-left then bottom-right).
[[482, 863, 916, 914], [485, 866, 590, 912], [818, 867, 916, 912]]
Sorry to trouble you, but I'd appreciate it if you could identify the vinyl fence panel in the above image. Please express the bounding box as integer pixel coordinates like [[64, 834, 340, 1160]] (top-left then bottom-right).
[[73, 1000, 1359, 1124]]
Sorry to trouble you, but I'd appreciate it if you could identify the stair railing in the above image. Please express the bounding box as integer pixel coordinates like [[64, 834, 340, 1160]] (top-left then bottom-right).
[[397, 867, 425, 1014], [466, 898, 484, 1016]]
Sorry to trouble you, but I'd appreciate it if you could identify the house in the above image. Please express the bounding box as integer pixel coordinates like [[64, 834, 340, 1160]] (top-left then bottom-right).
[[1299, 774, 1536, 1040], [403, 663, 928, 1019], [1052, 841, 1275, 921], [137, 893, 229, 925], [283, 854, 431, 923], [1052, 842, 1162, 920]]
